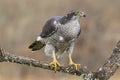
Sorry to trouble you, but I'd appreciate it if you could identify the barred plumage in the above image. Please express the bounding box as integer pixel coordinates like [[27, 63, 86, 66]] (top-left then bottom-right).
[[29, 10, 85, 71]]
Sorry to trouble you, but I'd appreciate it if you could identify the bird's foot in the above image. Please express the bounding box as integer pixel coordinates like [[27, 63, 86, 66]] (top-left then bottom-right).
[[69, 61, 80, 70], [49, 60, 60, 72]]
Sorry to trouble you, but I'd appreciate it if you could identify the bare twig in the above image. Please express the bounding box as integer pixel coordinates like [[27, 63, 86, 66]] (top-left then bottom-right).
[[0, 40, 120, 80]]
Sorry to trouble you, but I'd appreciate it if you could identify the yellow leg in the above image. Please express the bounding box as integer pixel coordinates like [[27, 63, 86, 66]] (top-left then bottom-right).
[[69, 53, 80, 70], [49, 51, 60, 72]]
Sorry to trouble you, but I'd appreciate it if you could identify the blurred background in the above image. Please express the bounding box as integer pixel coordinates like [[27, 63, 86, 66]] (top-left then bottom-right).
[[0, 0, 120, 80]]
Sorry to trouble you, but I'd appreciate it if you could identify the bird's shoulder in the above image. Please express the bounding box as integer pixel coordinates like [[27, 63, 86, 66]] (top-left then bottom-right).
[[40, 16, 62, 38]]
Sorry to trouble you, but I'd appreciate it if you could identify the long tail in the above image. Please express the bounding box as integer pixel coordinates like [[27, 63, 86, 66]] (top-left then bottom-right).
[[29, 36, 45, 51]]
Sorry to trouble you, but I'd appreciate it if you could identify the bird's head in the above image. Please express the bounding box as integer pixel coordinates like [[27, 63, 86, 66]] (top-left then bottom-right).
[[66, 10, 86, 20]]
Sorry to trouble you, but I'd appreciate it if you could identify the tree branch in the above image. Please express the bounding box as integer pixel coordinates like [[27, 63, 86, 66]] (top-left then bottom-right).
[[0, 40, 120, 80]]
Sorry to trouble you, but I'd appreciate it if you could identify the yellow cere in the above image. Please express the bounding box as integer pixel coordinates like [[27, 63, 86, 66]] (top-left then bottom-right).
[[74, 12, 79, 15]]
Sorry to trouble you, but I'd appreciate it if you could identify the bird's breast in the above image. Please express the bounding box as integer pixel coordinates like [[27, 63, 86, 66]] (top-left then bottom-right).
[[58, 20, 80, 40]]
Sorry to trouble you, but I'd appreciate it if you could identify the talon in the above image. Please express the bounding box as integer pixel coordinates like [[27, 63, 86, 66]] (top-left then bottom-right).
[[49, 60, 60, 72], [69, 54, 80, 70], [69, 62, 80, 70]]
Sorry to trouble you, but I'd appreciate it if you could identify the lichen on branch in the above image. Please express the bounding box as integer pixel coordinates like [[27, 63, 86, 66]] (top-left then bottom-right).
[[0, 40, 120, 80]]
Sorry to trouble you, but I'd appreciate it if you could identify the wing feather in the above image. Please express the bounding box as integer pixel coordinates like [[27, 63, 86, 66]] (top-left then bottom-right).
[[40, 17, 60, 38], [29, 17, 61, 51]]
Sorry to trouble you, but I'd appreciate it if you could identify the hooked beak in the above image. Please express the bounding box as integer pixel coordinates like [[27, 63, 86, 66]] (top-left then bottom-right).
[[79, 11, 86, 17]]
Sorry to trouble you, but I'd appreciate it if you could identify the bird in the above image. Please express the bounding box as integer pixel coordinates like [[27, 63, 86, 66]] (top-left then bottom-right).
[[29, 10, 86, 72]]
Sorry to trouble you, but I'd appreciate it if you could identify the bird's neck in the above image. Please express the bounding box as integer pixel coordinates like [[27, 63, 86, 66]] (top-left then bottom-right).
[[60, 16, 78, 25]]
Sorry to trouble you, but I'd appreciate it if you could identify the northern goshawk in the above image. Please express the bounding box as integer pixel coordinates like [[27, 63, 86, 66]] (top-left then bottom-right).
[[29, 10, 85, 72]]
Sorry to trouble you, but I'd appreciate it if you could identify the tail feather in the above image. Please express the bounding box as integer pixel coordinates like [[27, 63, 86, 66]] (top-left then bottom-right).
[[29, 40, 45, 51]]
